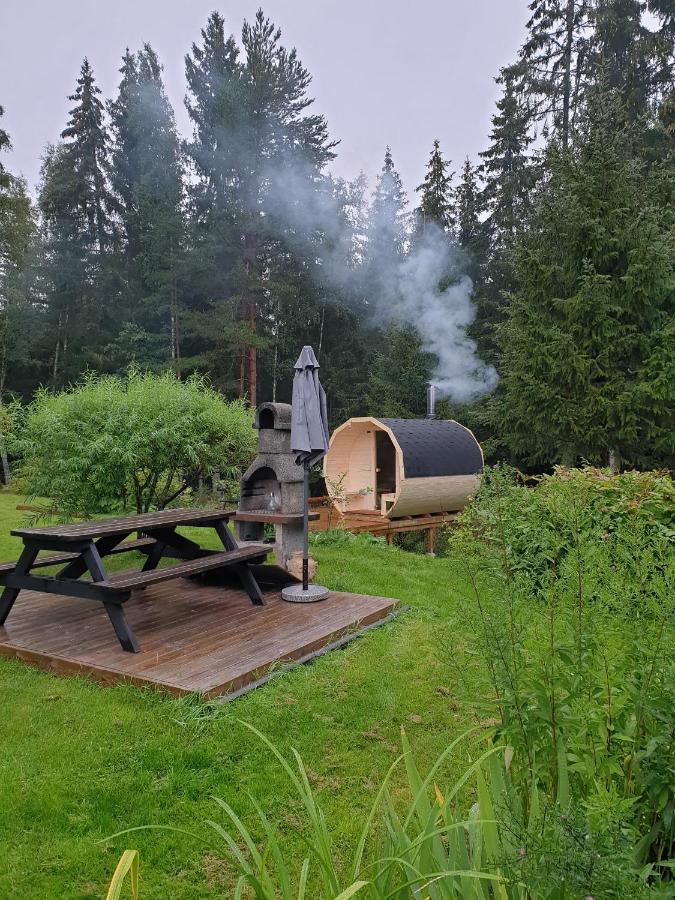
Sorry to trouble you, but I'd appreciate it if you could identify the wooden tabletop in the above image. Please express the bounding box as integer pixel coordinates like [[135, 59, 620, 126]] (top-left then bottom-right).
[[12, 508, 232, 542]]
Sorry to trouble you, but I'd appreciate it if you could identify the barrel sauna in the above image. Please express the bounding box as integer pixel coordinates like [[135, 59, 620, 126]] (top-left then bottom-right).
[[323, 417, 483, 519]]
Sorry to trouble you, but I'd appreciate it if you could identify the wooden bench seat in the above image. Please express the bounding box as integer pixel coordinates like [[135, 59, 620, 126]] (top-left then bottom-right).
[[100, 544, 269, 592], [0, 538, 157, 574]]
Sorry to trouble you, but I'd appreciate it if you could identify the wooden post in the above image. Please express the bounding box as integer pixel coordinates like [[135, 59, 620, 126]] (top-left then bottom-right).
[[425, 528, 436, 556]]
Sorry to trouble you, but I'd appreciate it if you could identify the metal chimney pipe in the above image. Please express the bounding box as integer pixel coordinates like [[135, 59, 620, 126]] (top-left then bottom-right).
[[426, 382, 436, 419]]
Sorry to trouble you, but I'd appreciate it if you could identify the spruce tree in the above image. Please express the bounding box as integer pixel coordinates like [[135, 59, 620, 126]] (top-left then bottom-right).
[[367, 325, 432, 418], [499, 90, 674, 469], [61, 59, 112, 254], [0, 105, 10, 190], [510, 0, 593, 148], [185, 10, 336, 404], [415, 139, 454, 233], [368, 147, 408, 265], [454, 158, 486, 273], [39, 60, 114, 384], [589, 0, 674, 121], [475, 71, 535, 362], [480, 70, 534, 248], [108, 45, 185, 371]]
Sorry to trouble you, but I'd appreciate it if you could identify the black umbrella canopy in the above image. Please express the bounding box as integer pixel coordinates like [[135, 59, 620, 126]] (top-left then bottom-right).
[[290, 346, 330, 467], [282, 345, 330, 602]]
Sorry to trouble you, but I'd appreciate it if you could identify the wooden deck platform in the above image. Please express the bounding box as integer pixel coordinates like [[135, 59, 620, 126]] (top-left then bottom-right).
[[0, 577, 398, 699], [309, 497, 459, 541]]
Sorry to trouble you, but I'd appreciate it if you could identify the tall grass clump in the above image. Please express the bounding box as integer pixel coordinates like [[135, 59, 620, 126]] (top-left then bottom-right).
[[108, 722, 536, 898], [447, 465, 674, 894]]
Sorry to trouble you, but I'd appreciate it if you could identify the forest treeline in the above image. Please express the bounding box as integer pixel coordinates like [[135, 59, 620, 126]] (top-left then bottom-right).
[[0, 1, 673, 471]]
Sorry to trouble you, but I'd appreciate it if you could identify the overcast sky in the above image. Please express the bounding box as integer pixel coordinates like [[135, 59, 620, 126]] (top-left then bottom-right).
[[1, 0, 528, 197]]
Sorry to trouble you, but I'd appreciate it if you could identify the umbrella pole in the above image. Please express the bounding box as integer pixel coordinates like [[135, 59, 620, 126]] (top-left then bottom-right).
[[302, 460, 309, 591]]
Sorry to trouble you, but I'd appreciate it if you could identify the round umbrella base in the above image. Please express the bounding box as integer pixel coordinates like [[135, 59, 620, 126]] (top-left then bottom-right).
[[281, 583, 330, 603]]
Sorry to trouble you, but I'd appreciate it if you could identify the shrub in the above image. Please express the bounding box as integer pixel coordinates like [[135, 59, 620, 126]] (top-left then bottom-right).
[[447, 466, 674, 886], [15, 370, 256, 517]]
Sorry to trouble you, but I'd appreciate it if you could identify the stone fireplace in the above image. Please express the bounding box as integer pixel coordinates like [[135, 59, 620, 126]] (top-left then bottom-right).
[[234, 402, 306, 571]]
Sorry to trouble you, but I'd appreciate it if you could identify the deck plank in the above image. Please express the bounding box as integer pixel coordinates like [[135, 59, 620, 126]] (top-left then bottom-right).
[[0, 576, 398, 698]]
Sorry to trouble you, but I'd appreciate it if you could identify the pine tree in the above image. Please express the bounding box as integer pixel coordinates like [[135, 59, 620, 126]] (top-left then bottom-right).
[[499, 89, 674, 469], [415, 139, 454, 233], [510, 0, 593, 149], [108, 45, 185, 371]]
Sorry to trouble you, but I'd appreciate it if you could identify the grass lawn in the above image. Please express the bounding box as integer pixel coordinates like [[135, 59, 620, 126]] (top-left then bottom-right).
[[0, 491, 478, 898]]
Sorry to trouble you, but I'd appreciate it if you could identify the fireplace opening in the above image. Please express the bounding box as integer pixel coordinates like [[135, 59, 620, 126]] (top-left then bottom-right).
[[241, 466, 281, 512], [258, 408, 275, 429]]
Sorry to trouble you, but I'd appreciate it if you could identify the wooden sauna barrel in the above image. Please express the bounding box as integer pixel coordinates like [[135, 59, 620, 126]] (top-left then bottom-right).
[[323, 416, 483, 518]]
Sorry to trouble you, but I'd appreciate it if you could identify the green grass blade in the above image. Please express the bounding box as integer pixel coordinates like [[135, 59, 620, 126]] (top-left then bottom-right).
[[297, 858, 310, 900], [402, 727, 480, 829], [350, 752, 405, 882], [333, 881, 370, 900], [105, 850, 139, 900]]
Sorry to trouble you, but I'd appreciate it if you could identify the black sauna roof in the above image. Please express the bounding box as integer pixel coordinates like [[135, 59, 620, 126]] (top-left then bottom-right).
[[379, 418, 483, 479]]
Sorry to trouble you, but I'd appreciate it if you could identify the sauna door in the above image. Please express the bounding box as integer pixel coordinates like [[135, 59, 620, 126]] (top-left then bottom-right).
[[376, 431, 397, 500]]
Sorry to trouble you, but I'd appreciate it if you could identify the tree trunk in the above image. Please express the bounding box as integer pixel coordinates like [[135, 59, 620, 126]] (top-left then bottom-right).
[[561, 0, 575, 150], [608, 447, 620, 475], [0, 435, 11, 486], [243, 232, 258, 407], [561, 447, 575, 468], [248, 303, 257, 408], [238, 345, 246, 399], [169, 241, 182, 379], [52, 312, 62, 382]]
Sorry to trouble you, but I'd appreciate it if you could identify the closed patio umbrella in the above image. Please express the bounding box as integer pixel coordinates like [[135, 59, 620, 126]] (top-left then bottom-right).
[[281, 346, 330, 603]]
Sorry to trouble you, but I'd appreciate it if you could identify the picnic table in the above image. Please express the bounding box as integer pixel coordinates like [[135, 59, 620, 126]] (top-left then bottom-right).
[[0, 508, 268, 653]]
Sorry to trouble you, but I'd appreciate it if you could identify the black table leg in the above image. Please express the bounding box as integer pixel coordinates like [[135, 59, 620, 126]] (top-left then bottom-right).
[[103, 600, 139, 653], [0, 543, 39, 626], [145, 527, 206, 561], [141, 539, 166, 572], [214, 520, 265, 606], [83, 542, 141, 653]]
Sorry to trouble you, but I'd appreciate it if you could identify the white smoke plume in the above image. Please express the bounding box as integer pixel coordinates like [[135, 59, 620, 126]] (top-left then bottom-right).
[[262, 156, 498, 404]]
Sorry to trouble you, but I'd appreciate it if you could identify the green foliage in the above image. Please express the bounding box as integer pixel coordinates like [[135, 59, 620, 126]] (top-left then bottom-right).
[[107, 44, 185, 372], [367, 324, 432, 418], [415, 138, 454, 233], [15, 370, 256, 516], [449, 466, 675, 890], [499, 89, 675, 468]]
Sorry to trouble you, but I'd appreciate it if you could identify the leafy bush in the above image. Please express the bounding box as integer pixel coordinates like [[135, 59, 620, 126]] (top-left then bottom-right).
[[15, 370, 256, 517], [448, 466, 674, 889]]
